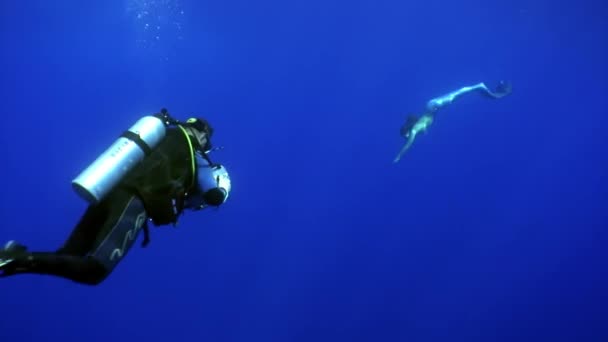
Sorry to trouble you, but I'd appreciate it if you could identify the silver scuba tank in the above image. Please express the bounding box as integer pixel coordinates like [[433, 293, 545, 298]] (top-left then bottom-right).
[[72, 115, 167, 204]]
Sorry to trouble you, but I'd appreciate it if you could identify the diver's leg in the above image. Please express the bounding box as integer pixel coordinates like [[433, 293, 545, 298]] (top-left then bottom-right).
[[0, 197, 112, 284], [0, 189, 148, 285], [1, 251, 109, 285], [57, 198, 112, 256], [87, 189, 148, 274], [393, 135, 416, 163]]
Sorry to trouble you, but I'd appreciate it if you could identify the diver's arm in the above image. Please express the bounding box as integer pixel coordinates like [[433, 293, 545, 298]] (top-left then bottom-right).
[[426, 81, 512, 111], [480, 80, 512, 99], [393, 134, 416, 163]]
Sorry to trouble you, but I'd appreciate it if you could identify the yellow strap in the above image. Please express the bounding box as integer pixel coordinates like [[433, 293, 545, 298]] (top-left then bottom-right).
[[177, 125, 197, 190]]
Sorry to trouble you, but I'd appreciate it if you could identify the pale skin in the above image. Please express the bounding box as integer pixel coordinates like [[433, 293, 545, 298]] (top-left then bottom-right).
[[393, 115, 434, 163], [393, 81, 512, 163]]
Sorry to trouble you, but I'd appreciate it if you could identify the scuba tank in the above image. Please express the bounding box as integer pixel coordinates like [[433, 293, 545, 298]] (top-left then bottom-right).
[[194, 153, 232, 208], [72, 110, 176, 204]]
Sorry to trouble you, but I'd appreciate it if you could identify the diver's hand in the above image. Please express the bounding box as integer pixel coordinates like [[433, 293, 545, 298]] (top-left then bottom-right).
[[0, 254, 18, 277], [0, 258, 16, 277], [0, 241, 29, 276], [0, 258, 15, 270], [155, 108, 180, 126], [491, 81, 512, 98]]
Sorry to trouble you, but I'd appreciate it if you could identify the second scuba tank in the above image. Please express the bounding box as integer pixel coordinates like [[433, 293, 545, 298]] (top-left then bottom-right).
[[72, 115, 167, 204]]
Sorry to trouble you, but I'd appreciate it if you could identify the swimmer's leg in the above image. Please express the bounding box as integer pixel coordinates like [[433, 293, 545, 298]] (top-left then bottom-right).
[[393, 135, 416, 163]]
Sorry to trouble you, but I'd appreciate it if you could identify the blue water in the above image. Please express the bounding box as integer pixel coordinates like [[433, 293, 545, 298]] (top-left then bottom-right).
[[1, 1, 607, 341]]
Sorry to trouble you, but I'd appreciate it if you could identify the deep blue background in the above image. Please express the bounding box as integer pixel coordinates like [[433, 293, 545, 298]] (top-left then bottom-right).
[[1, 1, 607, 341]]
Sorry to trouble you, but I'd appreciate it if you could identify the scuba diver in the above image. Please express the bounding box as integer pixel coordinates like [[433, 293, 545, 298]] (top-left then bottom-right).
[[393, 81, 512, 163], [0, 108, 232, 285]]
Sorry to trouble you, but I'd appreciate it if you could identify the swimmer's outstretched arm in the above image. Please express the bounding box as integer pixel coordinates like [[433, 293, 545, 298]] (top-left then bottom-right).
[[393, 134, 416, 163], [426, 81, 512, 111], [478, 81, 512, 99]]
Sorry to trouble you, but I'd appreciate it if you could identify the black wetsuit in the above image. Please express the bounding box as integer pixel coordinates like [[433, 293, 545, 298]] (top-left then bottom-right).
[[2, 127, 199, 285]]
